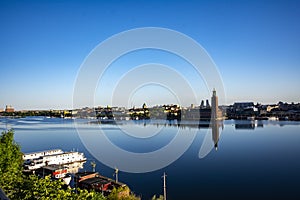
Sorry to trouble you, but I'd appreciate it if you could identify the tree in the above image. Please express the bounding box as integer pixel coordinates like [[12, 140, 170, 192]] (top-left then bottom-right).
[[0, 129, 23, 199], [18, 175, 106, 200], [151, 195, 164, 200], [107, 186, 140, 200]]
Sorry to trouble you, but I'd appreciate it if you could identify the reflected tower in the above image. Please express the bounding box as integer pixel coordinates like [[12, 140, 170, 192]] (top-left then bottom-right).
[[211, 121, 220, 150]]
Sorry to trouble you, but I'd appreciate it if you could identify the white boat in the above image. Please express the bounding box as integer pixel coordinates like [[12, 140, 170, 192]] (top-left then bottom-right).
[[23, 149, 86, 171], [23, 149, 64, 160], [63, 161, 85, 174]]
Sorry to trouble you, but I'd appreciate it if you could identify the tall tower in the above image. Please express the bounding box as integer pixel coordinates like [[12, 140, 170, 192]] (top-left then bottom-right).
[[211, 89, 218, 120]]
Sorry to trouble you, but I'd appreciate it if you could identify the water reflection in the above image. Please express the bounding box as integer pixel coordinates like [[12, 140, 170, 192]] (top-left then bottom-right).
[[234, 120, 264, 130], [130, 119, 224, 153], [114, 119, 225, 152], [211, 120, 222, 150], [197, 120, 223, 156], [235, 121, 255, 129]]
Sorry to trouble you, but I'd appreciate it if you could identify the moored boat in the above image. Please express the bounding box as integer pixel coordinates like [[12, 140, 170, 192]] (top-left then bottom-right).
[[23, 149, 86, 171]]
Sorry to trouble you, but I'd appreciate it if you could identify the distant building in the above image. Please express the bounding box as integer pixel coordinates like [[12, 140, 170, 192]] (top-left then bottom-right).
[[200, 100, 205, 108], [163, 104, 181, 120], [234, 102, 256, 114], [128, 103, 150, 120], [96, 106, 114, 120], [211, 89, 218, 120], [199, 108, 211, 120], [226, 102, 257, 119], [184, 108, 200, 120], [206, 99, 210, 108], [5, 105, 14, 112], [199, 89, 223, 120], [266, 104, 279, 112], [233, 102, 255, 111]]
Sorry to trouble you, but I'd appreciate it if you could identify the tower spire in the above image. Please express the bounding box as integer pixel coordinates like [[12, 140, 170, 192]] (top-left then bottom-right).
[[211, 89, 218, 120]]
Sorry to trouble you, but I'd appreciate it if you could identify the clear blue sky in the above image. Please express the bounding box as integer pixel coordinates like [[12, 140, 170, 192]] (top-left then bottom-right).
[[1, 0, 299, 110]]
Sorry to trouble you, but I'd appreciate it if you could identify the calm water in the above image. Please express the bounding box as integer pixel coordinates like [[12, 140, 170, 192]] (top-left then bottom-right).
[[1, 117, 300, 200]]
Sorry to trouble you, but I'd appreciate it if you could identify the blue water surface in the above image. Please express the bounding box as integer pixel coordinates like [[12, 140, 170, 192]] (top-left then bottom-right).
[[0, 117, 299, 200]]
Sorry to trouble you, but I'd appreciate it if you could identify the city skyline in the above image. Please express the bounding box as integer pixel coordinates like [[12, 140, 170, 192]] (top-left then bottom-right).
[[1, 0, 300, 110]]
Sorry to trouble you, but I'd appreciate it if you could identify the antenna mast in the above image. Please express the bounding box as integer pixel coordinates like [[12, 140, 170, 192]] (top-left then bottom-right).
[[162, 172, 167, 200]]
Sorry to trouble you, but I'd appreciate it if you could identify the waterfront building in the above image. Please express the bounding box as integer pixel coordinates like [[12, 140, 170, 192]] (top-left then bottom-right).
[[184, 108, 200, 120], [163, 104, 181, 120], [227, 102, 257, 119], [128, 103, 150, 120], [199, 89, 223, 120], [206, 100, 210, 108], [96, 105, 114, 120], [5, 105, 14, 113], [75, 172, 128, 196], [233, 102, 255, 112], [200, 100, 205, 108]]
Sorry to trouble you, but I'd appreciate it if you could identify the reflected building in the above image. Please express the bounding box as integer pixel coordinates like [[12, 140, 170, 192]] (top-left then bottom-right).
[[234, 120, 264, 129], [211, 120, 222, 150], [235, 120, 255, 129], [198, 120, 223, 151]]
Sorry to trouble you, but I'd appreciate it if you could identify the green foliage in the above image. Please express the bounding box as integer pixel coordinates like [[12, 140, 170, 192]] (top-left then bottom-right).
[[19, 175, 106, 200], [0, 129, 23, 199], [107, 186, 140, 200], [151, 195, 164, 200], [0, 129, 23, 173]]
